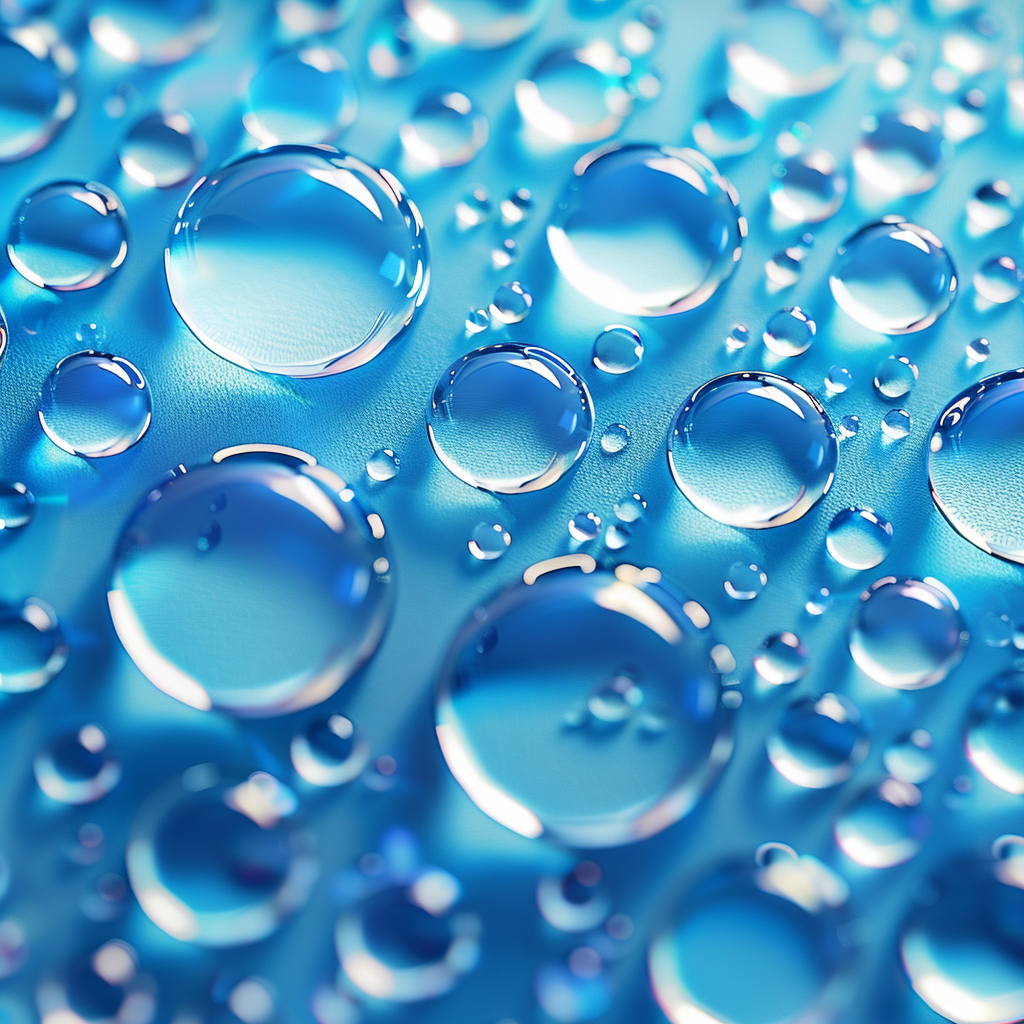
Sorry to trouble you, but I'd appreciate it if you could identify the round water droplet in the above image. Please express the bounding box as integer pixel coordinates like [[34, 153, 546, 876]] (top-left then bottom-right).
[[600, 423, 630, 455], [38, 352, 151, 459], [763, 306, 815, 357], [468, 521, 511, 561], [501, 187, 533, 226], [825, 366, 852, 394], [491, 237, 517, 270], [848, 577, 966, 690], [838, 414, 860, 439], [437, 565, 733, 846], [872, 354, 918, 400], [592, 326, 643, 375], [853, 108, 948, 195], [400, 90, 487, 168], [769, 150, 847, 223], [537, 862, 610, 933], [276, 0, 356, 35], [291, 714, 369, 787], [829, 219, 956, 335], [965, 180, 1014, 231], [8, 181, 129, 291], [965, 670, 1024, 794], [366, 448, 400, 482], [725, 324, 750, 350], [929, 369, 1024, 564], [88, 0, 221, 65], [604, 524, 630, 550], [613, 493, 646, 523], [127, 768, 317, 945], [979, 611, 1013, 648], [403, 0, 550, 48], [465, 308, 489, 335], [110, 447, 393, 716], [547, 144, 745, 317], [0, 32, 76, 163], [805, 586, 832, 616], [726, 0, 847, 98], [754, 632, 809, 686], [489, 281, 532, 324], [835, 779, 928, 868], [881, 408, 911, 440], [724, 561, 766, 601], [336, 874, 479, 1001], [455, 185, 491, 228], [165, 146, 429, 377], [966, 336, 990, 363], [0, 482, 34, 533], [536, 952, 610, 1021], [765, 246, 806, 290], [650, 856, 852, 1024], [692, 95, 762, 158], [119, 111, 205, 188], [568, 512, 601, 542], [0, 598, 68, 692], [34, 725, 121, 804], [668, 372, 837, 529], [826, 507, 893, 570], [883, 729, 935, 784], [427, 344, 593, 494], [974, 255, 1023, 304], [768, 693, 869, 788]]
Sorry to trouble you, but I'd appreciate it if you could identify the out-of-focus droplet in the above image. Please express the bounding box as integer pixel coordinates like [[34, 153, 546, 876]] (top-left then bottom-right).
[[883, 730, 935, 784], [604, 524, 630, 550], [34, 725, 121, 805], [367, 16, 419, 79], [291, 714, 370, 787], [826, 507, 893, 570], [724, 561, 767, 601], [805, 586, 832, 616], [0, 482, 34, 533], [501, 187, 533, 226], [535, 950, 611, 1022], [568, 512, 601, 542], [489, 281, 532, 324], [600, 423, 630, 455], [974, 255, 1023, 304], [965, 180, 1014, 232], [456, 185, 491, 227], [465, 308, 489, 334], [873, 355, 918, 400], [402, 0, 551, 49], [940, 7, 1004, 78], [366, 448, 400, 482], [593, 325, 643, 375], [276, 0, 357, 35], [965, 671, 1024, 794], [825, 365, 852, 394], [468, 522, 511, 561], [0, 598, 68, 693], [853, 108, 948, 196], [763, 306, 815, 356], [768, 693, 868, 788], [119, 111, 205, 188], [881, 409, 911, 440], [769, 150, 846, 223], [89, 0, 221, 65], [400, 90, 488, 168], [537, 861, 609, 933], [692, 95, 762, 158], [835, 778, 928, 867], [764, 241, 810, 290], [754, 631, 809, 686]]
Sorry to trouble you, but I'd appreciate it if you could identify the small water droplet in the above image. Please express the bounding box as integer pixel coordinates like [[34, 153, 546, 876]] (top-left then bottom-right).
[[725, 323, 750, 350], [34, 724, 121, 804], [965, 180, 1014, 232], [873, 355, 918, 399], [489, 281, 532, 324], [692, 95, 762, 158], [468, 522, 511, 561], [835, 780, 928, 867], [853, 108, 948, 195], [974, 255, 1023, 304], [0, 598, 68, 693], [400, 90, 488, 168], [881, 409, 911, 440], [763, 306, 815, 356], [825, 365, 853, 394], [965, 336, 990, 363], [600, 423, 631, 455], [89, 0, 220, 65], [754, 631, 809, 685], [291, 714, 369, 787], [593, 325, 643, 375], [0, 482, 35, 534], [826, 507, 893, 570], [568, 512, 601, 542], [455, 185, 491, 228], [366, 448, 400, 482], [883, 729, 935, 784], [604, 523, 630, 550], [839, 414, 860, 439], [501, 187, 533, 226], [119, 110, 205, 187], [613, 493, 647, 523], [724, 561, 767, 601], [770, 149, 847, 223]]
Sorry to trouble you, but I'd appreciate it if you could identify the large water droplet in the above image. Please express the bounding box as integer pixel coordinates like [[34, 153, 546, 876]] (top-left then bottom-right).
[[427, 343, 593, 494], [0, 482, 34, 533], [291, 714, 369, 787], [436, 564, 733, 846], [8, 181, 129, 291], [853, 108, 948, 195], [34, 725, 121, 804], [767, 693, 868, 788], [668, 372, 837, 529], [769, 150, 847, 223], [109, 446, 393, 716], [0, 598, 68, 692], [965, 670, 1024, 794], [402, 0, 550, 48], [834, 778, 928, 868], [119, 111, 205, 188], [848, 577, 966, 690], [826, 507, 893, 570], [88, 0, 221, 65], [547, 144, 745, 317], [400, 90, 487, 167], [829, 219, 956, 335]]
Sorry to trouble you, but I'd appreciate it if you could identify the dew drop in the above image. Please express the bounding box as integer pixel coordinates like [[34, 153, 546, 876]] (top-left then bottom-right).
[[537, 862, 609, 933], [366, 448, 400, 482], [965, 180, 1014, 232], [613, 492, 647, 523], [455, 185, 491, 228], [965, 336, 990, 363], [838, 414, 860, 439], [489, 281, 532, 324], [0, 482, 34, 534], [465, 308, 490, 334], [769, 149, 846, 223], [883, 729, 935, 784], [38, 941, 154, 1024], [825, 365, 852, 394], [691, 96, 762, 158], [835, 779, 928, 868], [965, 670, 1024, 794], [89, 0, 221, 65], [763, 306, 815, 357], [592, 326, 643, 375], [501, 187, 533, 226], [568, 512, 601, 542], [402, 0, 551, 49], [881, 408, 911, 440], [725, 324, 750, 350], [974, 255, 1023, 304], [754, 631, 809, 686], [604, 523, 630, 550], [600, 423, 630, 455], [826, 507, 893, 570], [872, 355, 918, 400], [34, 725, 121, 804], [291, 714, 369, 787]]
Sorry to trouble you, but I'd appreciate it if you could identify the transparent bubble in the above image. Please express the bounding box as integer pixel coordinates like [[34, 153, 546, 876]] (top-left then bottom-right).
[[613, 493, 647, 523], [668, 372, 837, 529], [336, 874, 480, 1001], [455, 185, 491, 227], [0, 31, 76, 163], [536, 952, 610, 1022], [400, 90, 488, 168], [436, 564, 733, 846], [929, 369, 1024, 564], [965, 671, 1024, 794], [900, 850, 1024, 1024], [853, 109, 948, 195], [835, 778, 928, 868], [805, 586, 832, 616], [109, 447, 393, 716], [838, 414, 859, 439], [848, 577, 966, 690], [650, 855, 852, 1024], [974, 255, 1023, 304], [754, 632, 809, 686], [489, 281, 532, 324], [291, 714, 370, 787], [547, 144, 745, 317], [568, 512, 601, 542], [881, 409, 911, 440], [763, 306, 815, 357], [127, 768, 317, 945], [826, 507, 893, 570], [427, 344, 593, 494], [0, 598, 68, 692], [403, 0, 550, 48], [7, 181, 129, 291], [979, 611, 1013, 648], [829, 219, 956, 335], [276, 0, 356, 35], [34, 725, 121, 805], [537, 862, 609, 933], [600, 423, 630, 455], [501, 187, 533, 226], [725, 0, 847, 98], [465, 308, 489, 334], [366, 448, 400, 482], [88, 0, 221, 65], [965, 181, 1014, 232], [825, 366, 852, 395], [592, 326, 643, 375], [165, 146, 429, 377], [468, 521, 511, 561], [516, 42, 632, 145], [604, 524, 630, 550], [725, 324, 750, 350], [0, 482, 34, 533], [965, 336, 990, 364], [243, 48, 357, 148], [119, 111, 205, 188], [940, 7, 1003, 78], [229, 978, 274, 1024], [765, 246, 808, 290], [767, 693, 869, 788], [883, 729, 935, 785], [491, 237, 517, 269], [691, 96, 762, 158], [769, 150, 846, 223], [38, 352, 151, 459], [724, 561, 766, 601]]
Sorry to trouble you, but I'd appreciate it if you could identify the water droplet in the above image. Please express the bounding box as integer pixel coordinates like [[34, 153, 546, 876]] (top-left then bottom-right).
[[400, 90, 488, 168], [848, 576, 966, 690], [366, 448, 400, 482], [468, 522, 511, 561], [768, 693, 869, 788], [613, 493, 647, 523], [0, 598, 68, 692], [276, 0, 356, 35], [110, 447, 393, 715], [119, 111, 205, 188], [7, 181, 129, 291], [724, 561, 767, 601], [536, 952, 610, 1021], [547, 144, 745, 317], [965, 336, 990, 363], [0, 32, 76, 163], [402, 0, 550, 49], [979, 610, 1013, 648], [965, 180, 1014, 232], [853, 108, 948, 195], [38, 352, 151, 459], [455, 185, 491, 228], [825, 365, 853, 394], [668, 372, 837, 529], [872, 354, 918, 400], [489, 281, 532, 324], [34, 725, 121, 804], [127, 769, 317, 945], [763, 306, 815, 357], [465, 308, 489, 334], [537, 862, 609, 933], [436, 566, 733, 845], [769, 150, 847, 223], [600, 423, 630, 455], [691, 95, 762, 158], [881, 408, 911, 440], [764, 245, 808, 290], [88, 0, 221, 65], [491, 237, 518, 269], [0, 482, 34, 533], [838, 414, 860, 439], [829, 219, 956, 335], [604, 523, 630, 550], [883, 729, 935, 784], [725, 323, 750, 350], [500, 187, 533, 227], [965, 670, 1024, 794], [166, 146, 429, 377], [805, 586, 832, 616], [428, 344, 593, 494], [826, 507, 893, 570], [229, 977, 275, 1024], [943, 86, 988, 143], [592, 325, 643, 375], [835, 779, 928, 867], [568, 512, 601, 542], [939, 7, 1004, 77], [754, 631, 809, 686], [974, 255, 1023, 304], [291, 714, 370, 787]]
